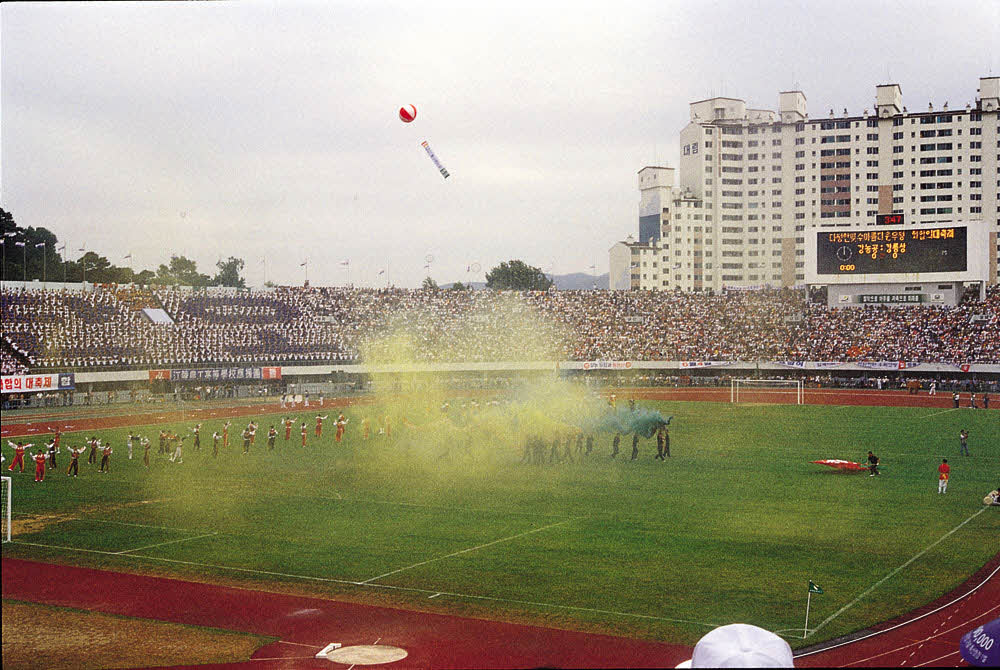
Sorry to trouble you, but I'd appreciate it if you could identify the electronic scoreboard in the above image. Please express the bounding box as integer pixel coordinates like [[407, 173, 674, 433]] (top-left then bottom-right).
[[815, 226, 967, 275]]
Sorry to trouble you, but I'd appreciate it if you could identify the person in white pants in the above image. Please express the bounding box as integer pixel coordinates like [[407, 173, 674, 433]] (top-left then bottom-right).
[[938, 459, 950, 494]]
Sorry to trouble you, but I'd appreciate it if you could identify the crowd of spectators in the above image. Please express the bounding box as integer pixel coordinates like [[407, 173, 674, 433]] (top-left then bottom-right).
[[1, 283, 997, 371]]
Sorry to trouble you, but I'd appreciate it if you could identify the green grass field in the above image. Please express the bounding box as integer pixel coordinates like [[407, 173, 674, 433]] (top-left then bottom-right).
[[3, 397, 998, 648]]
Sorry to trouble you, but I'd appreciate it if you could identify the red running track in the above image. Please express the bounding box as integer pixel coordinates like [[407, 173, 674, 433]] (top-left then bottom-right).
[[1, 558, 690, 669], [796, 554, 999, 667]]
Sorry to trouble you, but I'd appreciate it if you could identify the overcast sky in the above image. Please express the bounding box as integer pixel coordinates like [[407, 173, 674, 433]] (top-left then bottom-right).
[[2, 0, 998, 288]]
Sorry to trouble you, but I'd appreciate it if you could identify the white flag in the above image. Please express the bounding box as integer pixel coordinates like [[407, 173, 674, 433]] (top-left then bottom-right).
[[35, 242, 45, 248], [15, 241, 25, 247]]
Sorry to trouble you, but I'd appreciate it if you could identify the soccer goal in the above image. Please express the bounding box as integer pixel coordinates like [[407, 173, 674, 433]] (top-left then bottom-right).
[[1, 476, 10, 543], [730, 378, 804, 405]]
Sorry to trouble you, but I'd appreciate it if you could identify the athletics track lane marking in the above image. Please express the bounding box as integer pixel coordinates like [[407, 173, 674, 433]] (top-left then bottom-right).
[[794, 561, 999, 659], [114, 531, 219, 555], [358, 517, 581, 584], [836, 603, 999, 667], [808, 507, 990, 636], [7, 540, 721, 629]]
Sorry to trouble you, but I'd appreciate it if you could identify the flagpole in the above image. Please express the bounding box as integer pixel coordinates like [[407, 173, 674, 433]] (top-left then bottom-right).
[[41, 244, 46, 283], [804, 590, 812, 639]]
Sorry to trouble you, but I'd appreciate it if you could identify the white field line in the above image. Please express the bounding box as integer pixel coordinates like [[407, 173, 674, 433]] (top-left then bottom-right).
[[794, 560, 1000, 658], [359, 518, 579, 584], [919, 408, 959, 419], [114, 531, 219, 555], [83, 518, 205, 533], [914, 650, 961, 667], [8, 543, 720, 628], [808, 507, 990, 636]]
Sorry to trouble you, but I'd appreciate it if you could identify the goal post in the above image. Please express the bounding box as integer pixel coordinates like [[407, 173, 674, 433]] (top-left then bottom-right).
[[1, 476, 10, 543], [731, 378, 804, 405]]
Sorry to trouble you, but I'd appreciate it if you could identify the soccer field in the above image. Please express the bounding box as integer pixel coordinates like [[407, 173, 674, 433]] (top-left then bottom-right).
[[3, 397, 998, 648]]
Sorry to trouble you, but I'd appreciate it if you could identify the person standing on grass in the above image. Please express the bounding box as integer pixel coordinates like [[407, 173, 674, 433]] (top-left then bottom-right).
[[126, 433, 134, 460], [611, 432, 621, 458], [960, 429, 970, 456], [98, 443, 113, 473], [315, 414, 328, 438], [938, 459, 950, 494], [241, 426, 251, 455], [67, 445, 84, 477], [158, 430, 167, 455], [141, 436, 151, 468], [267, 425, 277, 451], [47, 438, 58, 469], [88, 437, 100, 464], [169, 436, 184, 463], [300, 422, 308, 447], [630, 432, 641, 461], [33, 449, 47, 482], [361, 416, 370, 440], [335, 414, 348, 443], [283, 417, 295, 442], [192, 424, 201, 451], [222, 421, 232, 449], [867, 450, 880, 476], [212, 431, 221, 458], [8, 441, 33, 473]]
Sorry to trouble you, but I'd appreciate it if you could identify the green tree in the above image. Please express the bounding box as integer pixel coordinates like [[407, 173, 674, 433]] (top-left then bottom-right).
[[485, 260, 553, 291], [213, 256, 246, 288], [421, 276, 439, 291], [449, 281, 470, 291], [156, 255, 211, 287]]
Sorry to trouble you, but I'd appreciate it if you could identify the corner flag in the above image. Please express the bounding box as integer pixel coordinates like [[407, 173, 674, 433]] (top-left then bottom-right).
[[808, 581, 824, 594]]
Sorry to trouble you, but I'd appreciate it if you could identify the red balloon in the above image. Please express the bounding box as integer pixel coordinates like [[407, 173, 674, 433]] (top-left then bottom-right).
[[399, 104, 417, 123]]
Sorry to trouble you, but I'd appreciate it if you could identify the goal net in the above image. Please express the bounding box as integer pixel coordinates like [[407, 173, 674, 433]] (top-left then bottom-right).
[[730, 379, 804, 405], [1, 476, 10, 543]]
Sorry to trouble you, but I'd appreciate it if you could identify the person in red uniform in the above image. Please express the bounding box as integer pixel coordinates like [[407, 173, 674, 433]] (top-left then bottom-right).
[[53, 429, 62, 452], [33, 450, 47, 482], [300, 422, 308, 447], [222, 421, 232, 449], [335, 414, 348, 443], [249, 421, 258, 447], [284, 417, 295, 441], [315, 414, 328, 437], [361, 417, 370, 440], [99, 443, 113, 473], [938, 458, 950, 494], [67, 446, 85, 477], [6, 441, 30, 473]]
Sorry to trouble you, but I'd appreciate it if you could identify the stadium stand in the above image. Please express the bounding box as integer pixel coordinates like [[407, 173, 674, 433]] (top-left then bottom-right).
[[1, 284, 998, 370]]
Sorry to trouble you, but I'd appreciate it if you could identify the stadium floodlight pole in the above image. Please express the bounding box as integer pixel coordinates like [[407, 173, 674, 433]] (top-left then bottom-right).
[[15, 240, 27, 285], [57, 244, 66, 284], [36, 242, 47, 283]]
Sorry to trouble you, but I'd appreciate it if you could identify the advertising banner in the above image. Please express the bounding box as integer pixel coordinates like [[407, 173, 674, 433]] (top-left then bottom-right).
[[1, 372, 75, 394]]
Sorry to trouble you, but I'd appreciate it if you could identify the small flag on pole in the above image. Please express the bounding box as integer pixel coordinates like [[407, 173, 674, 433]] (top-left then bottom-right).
[[339, 260, 349, 266], [378, 269, 385, 275], [300, 261, 307, 267], [15, 241, 25, 247], [808, 581, 824, 594], [123, 253, 132, 260], [35, 242, 45, 248]]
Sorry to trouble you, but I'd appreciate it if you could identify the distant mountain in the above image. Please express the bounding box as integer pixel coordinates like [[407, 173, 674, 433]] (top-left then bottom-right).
[[441, 272, 608, 291]]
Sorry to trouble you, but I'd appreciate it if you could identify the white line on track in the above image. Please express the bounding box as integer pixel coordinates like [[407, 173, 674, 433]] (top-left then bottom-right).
[[114, 531, 218, 555], [914, 650, 961, 667], [805, 507, 991, 637], [275, 640, 326, 649], [8, 542, 720, 628], [795, 561, 999, 659], [359, 518, 579, 584], [838, 604, 1000, 667]]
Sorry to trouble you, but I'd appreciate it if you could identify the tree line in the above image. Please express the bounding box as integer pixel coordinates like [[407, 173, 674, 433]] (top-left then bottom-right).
[[3, 208, 554, 291], [1, 208, 246, 288]]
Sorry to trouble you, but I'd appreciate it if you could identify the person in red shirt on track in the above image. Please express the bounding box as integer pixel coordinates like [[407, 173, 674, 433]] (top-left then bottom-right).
[[938, 458, 950, 494], [33, 450, 47, 482]]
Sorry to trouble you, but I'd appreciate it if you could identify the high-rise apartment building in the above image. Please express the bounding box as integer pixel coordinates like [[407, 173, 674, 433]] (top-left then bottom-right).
[[610, 76, 1000, 292]]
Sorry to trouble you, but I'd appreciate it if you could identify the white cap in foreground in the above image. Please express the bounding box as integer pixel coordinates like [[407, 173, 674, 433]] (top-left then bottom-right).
[[675, 623, 794, 668]]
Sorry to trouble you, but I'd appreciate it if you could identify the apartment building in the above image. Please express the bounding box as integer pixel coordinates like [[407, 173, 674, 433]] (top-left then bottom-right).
[[610, 76, 1000, 292]]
